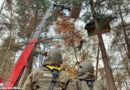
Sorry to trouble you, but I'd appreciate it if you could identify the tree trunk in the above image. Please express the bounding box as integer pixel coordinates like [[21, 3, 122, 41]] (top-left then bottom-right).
[[117, 33, 128, 59], [1, 2, 13, 79], [98, 34, 116, 90], [89, 0, 117, 90], [117, 45, 130, 76], [95, 44, 100, 79], [5, 51, 11, 78], [117, 0, 130, 59]]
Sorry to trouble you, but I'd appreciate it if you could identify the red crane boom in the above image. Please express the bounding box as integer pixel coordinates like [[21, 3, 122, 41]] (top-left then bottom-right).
[[3, 3, 54, 89]]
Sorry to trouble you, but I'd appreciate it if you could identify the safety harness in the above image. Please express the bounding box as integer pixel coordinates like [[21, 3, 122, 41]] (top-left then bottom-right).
[[47, 65, 62, 71], [76, 80, 94, 90], [46, 65, 62, 90], [86, 80, 94, 90]]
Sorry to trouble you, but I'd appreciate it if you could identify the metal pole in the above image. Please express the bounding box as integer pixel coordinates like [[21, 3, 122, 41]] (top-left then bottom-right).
[[30, 3, 54, 40]]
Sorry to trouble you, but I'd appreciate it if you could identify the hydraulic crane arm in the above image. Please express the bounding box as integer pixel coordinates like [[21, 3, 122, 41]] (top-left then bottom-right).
[[3, 3, 54, 89]]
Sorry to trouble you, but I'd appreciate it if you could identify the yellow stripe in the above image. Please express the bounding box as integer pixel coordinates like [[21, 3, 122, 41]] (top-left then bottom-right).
[[47, 65, 62, 71]]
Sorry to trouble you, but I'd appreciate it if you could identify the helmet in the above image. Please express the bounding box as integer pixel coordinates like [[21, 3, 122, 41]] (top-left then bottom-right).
[[44, 49, 62, 66], [78, 61, 94, 74]]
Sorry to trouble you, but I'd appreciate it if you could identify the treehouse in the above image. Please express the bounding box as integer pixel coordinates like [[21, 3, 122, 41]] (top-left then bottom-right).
[[85, 15, 116, 36]]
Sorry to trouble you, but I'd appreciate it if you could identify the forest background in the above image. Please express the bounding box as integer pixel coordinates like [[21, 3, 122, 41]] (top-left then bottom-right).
[[0, 0, 129, 89]]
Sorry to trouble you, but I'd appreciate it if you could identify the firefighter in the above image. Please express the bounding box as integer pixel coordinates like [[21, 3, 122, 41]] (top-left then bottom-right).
[[75, 61, 107, 90], [22, 48, 72, 90]]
